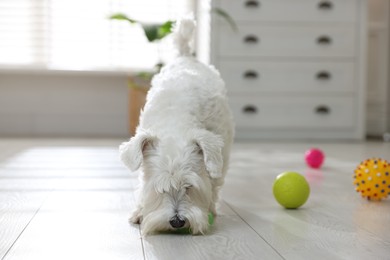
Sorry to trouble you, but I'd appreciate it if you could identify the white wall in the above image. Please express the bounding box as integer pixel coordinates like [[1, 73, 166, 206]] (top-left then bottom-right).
[[0, 71, 129, 137]]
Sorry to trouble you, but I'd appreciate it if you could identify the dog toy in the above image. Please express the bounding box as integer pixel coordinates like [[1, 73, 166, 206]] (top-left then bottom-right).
[[305, 148, 325, 169], [273, 172, 310, 209], [164, 212, 214, 234], [353, 158, 390, 201]]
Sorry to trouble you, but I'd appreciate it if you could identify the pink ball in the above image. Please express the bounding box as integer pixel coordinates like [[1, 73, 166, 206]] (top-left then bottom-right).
[[305, 148, 325, 169]]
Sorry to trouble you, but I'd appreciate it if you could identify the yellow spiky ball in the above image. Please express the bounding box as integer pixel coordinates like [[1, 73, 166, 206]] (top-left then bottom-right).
[[353, 158, 390, 201]]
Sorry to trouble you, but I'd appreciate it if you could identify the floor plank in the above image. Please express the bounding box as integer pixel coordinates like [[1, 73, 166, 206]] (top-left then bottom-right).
[[143, 214, 282, 260], [0, 192, 48, 259], [3, 191, 144, 260], [0, 176, 134, 192], [228, 203, 389, 260], [0, 141, 142, 260], [0, 147, 122, 169]]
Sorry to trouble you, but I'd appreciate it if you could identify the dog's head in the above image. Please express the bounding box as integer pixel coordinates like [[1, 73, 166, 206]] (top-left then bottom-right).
[[119, 129, 223, 234]]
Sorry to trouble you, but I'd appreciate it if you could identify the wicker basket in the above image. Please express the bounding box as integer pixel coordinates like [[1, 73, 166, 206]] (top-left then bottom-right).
[[128, 76, 150, 136]]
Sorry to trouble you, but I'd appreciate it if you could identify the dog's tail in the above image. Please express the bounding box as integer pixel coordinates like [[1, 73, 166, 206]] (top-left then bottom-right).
[[172, 17, 196, 56]]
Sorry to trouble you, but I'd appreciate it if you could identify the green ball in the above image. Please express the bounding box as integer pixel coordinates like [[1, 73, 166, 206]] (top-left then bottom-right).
[[273, 172, 310, 209], [207, 212, 214, 225]]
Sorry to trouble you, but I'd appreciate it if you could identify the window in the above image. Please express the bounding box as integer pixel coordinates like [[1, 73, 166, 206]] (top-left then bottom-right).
[[0, 0, 194, 71]]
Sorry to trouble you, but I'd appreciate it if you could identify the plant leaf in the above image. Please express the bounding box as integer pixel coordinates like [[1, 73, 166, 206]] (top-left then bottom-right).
[[211, 7, 238, 32], [109, 13, 174, 42], [142, 24, 160, 42], [142, 21, 174, 42], [109, 13, 137, 24], [157, 21, 174, 39]]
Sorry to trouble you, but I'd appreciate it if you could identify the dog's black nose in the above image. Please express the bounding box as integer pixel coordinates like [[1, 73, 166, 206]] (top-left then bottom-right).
[[169, 216, 186, 228]]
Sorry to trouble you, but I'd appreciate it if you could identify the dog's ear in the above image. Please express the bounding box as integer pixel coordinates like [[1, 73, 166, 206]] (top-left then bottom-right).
[[193, 130, 224, 179], [119, 131, 156, 172]]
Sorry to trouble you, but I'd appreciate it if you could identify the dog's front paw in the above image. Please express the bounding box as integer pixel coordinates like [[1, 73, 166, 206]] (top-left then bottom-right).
[[129, 208, 143, 224]]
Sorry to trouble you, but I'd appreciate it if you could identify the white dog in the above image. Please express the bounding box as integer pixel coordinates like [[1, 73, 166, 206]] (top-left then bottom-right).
[[119, 18, 234, 235]]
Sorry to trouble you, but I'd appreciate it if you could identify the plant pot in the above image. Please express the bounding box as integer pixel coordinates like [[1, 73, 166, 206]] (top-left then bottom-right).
[[128, 76, 150, 136]]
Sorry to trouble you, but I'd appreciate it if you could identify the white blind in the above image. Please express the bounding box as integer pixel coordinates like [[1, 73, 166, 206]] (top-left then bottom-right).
[[0, 0, 193, 71]]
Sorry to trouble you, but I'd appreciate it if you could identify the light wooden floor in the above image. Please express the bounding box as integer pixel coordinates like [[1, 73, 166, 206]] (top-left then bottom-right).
[[0, 139, 389, 260]]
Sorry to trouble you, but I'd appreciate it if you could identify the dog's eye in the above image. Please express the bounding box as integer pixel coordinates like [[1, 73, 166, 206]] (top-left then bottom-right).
[[185, 185, 193, 192]]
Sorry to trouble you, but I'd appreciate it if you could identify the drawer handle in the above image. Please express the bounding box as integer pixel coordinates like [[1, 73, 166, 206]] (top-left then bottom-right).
[[245, 0, 260, 8], [315, 105, 331, 115], [317, 36, 332, 45], [316, 71, 331, 80], [244, 35, 259, 44], [318, 1, 333, 10], [243, 105, 258, 114], [243, 70, 259, 79]]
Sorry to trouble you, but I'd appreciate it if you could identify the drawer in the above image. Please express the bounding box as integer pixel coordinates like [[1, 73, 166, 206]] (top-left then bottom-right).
[[215, 0, 357, 22], [219, 61, 355, 93], [229, 96, 356, 129], [218, 24, 356, 58]]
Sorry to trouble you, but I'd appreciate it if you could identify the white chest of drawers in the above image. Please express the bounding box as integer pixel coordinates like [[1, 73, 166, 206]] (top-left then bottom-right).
[[197, 0, 367, 140]]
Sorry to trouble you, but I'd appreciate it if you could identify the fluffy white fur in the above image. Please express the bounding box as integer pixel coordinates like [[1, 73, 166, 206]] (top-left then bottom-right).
[[119, 18, 234, 235]]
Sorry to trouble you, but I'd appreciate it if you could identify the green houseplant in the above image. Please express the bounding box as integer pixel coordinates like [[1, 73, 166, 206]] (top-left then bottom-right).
[[109, 14, 174, 135], [109, 10, 236, 135]]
